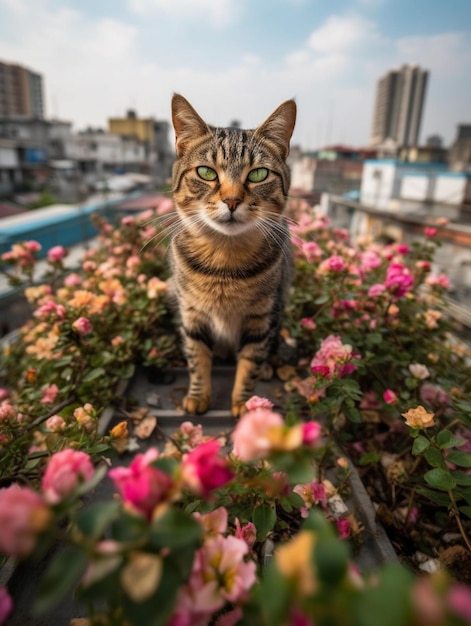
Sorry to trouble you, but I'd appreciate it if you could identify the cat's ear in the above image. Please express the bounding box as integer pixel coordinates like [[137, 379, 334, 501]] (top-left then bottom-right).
[[255, 100, 297, 159], [172, 94, 209, 156]]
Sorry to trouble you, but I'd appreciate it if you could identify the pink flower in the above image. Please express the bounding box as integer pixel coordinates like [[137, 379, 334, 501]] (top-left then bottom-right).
[[234, 518, 256, 548], [310, 334, 359, 380], [301, 317, 316, 330], [109, 448, 173, 519], [319, 254, 347, 273], [40, 383, 59, 404], [426, 273, 450, 289], [383, 389, 398, 405], [182, 440, 234, 497], [42, 449, 95, 504], [245, 395, 274, 411], [448, 583, 471, 623], [194, 507, 228, 535], [0, 388, 8, 401], [395, 244, 410, 255], [45, 414, 66, 432], [0, 586, 13, 624], [214, 607, 244, 626], [231, 408, 284, 461], [157, 197, 174, 215], [301, 421, 322, 446], [385, 263, 414, 298], [47, 245, 67, 262], [0, 485, 50, 556], [360, 250, 382, 271], [82, 260, 97, 272], [368, 283, 386, 298], [301, 241, 322, 262], [424, 227, 438, 237], [293, 480, 326, 517], [64, 272, 82, 287], [24, 240, 41, 252], [188, 535, 256, 612], [72, 316, 93, 335], [289, 608, 315, 626], [0, 402, 16, 422], [34, 299, 66, 320], [336, 517, 351, 539], [420, 383, 450, 410]]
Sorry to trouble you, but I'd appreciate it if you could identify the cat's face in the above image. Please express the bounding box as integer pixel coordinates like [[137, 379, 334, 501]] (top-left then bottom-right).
[[171, 95, 296, 237]]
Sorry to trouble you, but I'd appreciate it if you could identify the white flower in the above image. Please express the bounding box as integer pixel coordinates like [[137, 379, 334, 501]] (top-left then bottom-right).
[[409, 363, 430, 380]]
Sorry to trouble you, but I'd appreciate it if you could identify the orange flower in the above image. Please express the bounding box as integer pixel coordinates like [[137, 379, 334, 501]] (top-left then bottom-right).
[[402, 406, 435, 429], [275, 530, 317, 595], [110, 421, 129, 440]]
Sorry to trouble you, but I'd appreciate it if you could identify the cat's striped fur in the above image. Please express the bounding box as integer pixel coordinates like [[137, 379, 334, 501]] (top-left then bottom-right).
[[169, 94, 296, 417]]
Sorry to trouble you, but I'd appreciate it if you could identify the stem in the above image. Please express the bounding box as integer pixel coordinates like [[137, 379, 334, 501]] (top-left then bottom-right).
[[448, 489, 471, 553], [24, 396, 77, 432]]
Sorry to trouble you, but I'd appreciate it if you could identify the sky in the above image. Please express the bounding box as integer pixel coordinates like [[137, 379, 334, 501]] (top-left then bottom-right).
[[0, 0, 470, 150]]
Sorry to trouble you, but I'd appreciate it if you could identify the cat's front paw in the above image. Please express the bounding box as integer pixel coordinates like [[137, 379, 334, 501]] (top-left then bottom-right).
[[182, 394, 210, 415], [231, 400, 249, 419]]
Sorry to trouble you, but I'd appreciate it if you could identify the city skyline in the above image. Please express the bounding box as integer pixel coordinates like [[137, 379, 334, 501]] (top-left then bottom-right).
[[0, 0, 470, 150]]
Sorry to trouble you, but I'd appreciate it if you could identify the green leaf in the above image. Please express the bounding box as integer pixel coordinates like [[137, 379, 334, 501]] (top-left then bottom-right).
[[152, 457, 179, 476], [82, 367, 106, 382], [366, 332, 383, 345], [315, 537, 349, 586], [314, 295, 329, 305], [121, 558, 180, 626], [112, 511, 147, 542], [416, 487, 452, 506], [342, 403, 362, 423], [458, 506, 471, 519], [412, 436, 430, 455], [76, 501, 120, 539], [455, 400, 471, 412], [352, 563, 414, 626], [451, 471, 471, 486], [35, 546, 88, 614], [75, 464, 108, 498], [359, 452, 381, 466], [446, 451, 471, 468], [436, 429, 465, 449], [424, 447, 444, 468], [253, 504, 277, 540], [149, 508, 202, 550], [424, 468, 456, 491]]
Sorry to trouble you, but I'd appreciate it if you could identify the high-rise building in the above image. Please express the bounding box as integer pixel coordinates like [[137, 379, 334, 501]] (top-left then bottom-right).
[[370, 65, 428, 149], [0, 61, 45, 118]]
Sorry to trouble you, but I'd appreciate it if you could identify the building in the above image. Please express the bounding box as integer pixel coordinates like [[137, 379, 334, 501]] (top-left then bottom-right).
[[449, 124, 471, 172], [0, 61, 44, 118], [290, 145, 376, 198], [108, 110, 174, 186], [370, 65, 428, 149], [360, 159, 471, 218]]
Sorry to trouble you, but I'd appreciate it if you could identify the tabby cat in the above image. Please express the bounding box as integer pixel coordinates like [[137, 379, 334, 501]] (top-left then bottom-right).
[[169, 94, 296, 417]]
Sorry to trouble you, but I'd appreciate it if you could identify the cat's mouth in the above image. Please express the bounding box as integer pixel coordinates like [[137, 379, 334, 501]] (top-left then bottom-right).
[[208, 215, 254, 236]]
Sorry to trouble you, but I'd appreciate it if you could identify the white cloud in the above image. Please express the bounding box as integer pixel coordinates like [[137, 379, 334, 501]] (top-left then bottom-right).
[[308, 13, 381, 54], [127, 0, 241, 28], [396, 32, 471, 76]]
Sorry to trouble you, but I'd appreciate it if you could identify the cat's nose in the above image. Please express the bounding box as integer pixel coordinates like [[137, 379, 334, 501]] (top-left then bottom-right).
[[224, 197, 243, 212]]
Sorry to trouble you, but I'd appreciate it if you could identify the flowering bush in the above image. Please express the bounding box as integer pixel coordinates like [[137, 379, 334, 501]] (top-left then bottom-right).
[[1, 409, 470, 625], [0, 211, 178, 486], [1, 201, 471, 623], [286, 199, 471, 576]]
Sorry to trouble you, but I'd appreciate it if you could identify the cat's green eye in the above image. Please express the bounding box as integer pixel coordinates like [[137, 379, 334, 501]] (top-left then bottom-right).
[[247, 167, 269, 183], [197, 166, 218, 181]]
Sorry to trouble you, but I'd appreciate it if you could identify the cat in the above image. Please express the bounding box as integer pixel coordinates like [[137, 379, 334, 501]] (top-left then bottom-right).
[[169, 93, 296, 417]]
